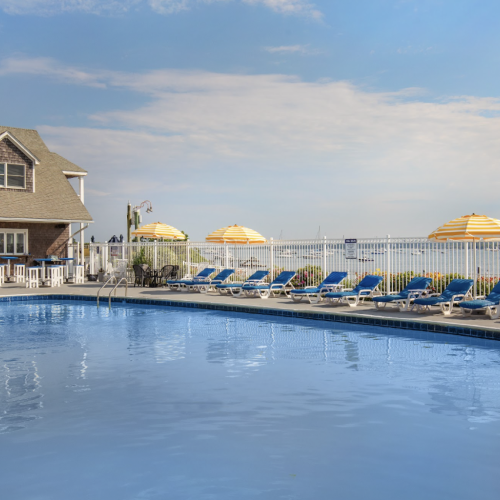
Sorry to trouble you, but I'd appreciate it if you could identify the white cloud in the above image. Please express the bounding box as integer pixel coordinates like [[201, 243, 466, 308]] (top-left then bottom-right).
[[5, 56, 500, 238], [0, 0, 322, 18], [264, 44, 318, 54]]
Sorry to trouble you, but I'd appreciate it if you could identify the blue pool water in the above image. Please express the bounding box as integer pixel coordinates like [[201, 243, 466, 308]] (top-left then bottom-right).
[[1, 301, 500, 500]]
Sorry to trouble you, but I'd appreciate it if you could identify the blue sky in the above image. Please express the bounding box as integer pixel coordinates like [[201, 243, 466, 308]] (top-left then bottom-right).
[[1, 0, 500, 241]]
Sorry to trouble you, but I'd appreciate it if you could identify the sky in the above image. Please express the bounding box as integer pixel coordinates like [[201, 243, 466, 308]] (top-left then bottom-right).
[[1, 0, 500, 242]]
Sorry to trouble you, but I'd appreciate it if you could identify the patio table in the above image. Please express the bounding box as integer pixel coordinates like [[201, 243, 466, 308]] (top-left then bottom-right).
[[34, 258, 63, 285], [148, 270, 161, 287], [0, 256, 19, 282]]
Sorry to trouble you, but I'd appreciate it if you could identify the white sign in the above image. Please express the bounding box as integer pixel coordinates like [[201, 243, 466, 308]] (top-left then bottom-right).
[[345, 239, 357, 259]]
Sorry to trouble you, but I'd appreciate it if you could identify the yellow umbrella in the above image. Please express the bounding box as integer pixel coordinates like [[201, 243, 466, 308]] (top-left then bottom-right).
[[131, 222, 185, 240], [428, 213, 500, 241], [206, 224, 266, 244], [428, 213, 500, 298]]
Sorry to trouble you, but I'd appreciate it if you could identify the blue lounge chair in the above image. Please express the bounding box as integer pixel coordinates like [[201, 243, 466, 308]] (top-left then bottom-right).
[[459, 281, 500, 319], [216, 270, 269, 296], [188, 269, 235, 293], [289, 272, 348, 304], [241, 271, 296, 299], [323, 275, 384, 307], [166, 267, 216, 291], [372, 276, 433, 311], [413, 279, 473, 316]]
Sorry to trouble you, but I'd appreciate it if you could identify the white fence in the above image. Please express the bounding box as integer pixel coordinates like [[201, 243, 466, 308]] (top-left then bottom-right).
[[76, 237, 500, 295]]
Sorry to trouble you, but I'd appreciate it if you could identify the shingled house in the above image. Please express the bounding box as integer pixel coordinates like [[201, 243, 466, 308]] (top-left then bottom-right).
[[0, 126, 92, 266]]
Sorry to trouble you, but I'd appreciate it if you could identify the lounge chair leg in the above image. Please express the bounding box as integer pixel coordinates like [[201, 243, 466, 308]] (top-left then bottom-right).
[[292, 295, 303, 302]]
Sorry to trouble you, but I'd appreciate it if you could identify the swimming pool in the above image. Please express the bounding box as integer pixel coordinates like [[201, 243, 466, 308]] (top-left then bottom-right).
[[1, 301, 499, 499]]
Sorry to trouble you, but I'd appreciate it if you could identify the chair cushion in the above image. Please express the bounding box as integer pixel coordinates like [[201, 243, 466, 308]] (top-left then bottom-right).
[[372, 294, 405, 303], [290, 288, 321, 295], [413, 297, 447, 306], [459, 300, 497, 310], [243, 285, 270, 291], [324, 291, 357, 298], [216, 283, 243, 289]]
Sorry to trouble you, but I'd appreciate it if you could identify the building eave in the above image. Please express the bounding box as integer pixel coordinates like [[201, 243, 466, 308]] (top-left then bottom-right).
[[0, 217, 94, 224]]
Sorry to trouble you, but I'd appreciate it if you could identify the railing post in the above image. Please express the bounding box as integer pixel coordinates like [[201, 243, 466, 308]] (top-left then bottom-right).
[[225, 243, 229, 269], [186, 240, 191, 276], [153, 240, 158, 269], [89, 243, 94, 274], [270, 238, 274, 281], [386, 234, 391, 294], [464, 241, 469, 278], [323, 236, 327, 278]]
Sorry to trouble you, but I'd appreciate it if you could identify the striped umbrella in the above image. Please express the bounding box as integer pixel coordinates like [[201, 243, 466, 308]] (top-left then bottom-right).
[[428, 214, 500, 298], [206, 224, 266, 244], [131, 222, 185, 240], [428, 213, 500, 241]]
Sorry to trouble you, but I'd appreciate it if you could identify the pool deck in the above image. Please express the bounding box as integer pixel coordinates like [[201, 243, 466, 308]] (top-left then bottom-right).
[[1, 281, 500, 339]]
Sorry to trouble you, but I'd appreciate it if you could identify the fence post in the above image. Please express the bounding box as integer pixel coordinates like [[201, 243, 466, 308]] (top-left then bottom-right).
[[323, 236, 327, 278], [154, 240, 158, 269], [464, 241, 469, 278], [225, 243, 229, 269], [186, 240, 191, 277], [89, 244, 94, 274], [386, 234, 391, 295], [270, 238, 274, 281]]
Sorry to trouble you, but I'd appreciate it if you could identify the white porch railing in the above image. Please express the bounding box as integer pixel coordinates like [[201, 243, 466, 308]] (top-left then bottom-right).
[[81, 237, 500, 295]]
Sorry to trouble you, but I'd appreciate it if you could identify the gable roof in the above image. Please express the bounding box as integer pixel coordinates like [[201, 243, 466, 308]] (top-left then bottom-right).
[[0, 126, 92, 223]]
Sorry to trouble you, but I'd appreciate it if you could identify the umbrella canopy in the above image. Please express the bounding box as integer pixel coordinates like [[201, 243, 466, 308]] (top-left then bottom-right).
[[131, 222, 185, 240], [428, 214, 500, 241], [206, 224, 267, 244], [428, 213, 500, 300]]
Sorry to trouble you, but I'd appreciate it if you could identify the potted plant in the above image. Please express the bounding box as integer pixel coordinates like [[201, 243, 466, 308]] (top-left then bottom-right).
[[98, 268, 106, 282]]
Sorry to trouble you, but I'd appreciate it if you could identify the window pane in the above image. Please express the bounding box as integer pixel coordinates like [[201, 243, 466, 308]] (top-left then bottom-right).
[[16, 233, 25, 254], [0, 164, 4, 187], [8, 164, 24, 176], [0, 174, 4, 187], [7, 175, 25, 188], [7, 164, 25, 188], [0, 233, 4, 253], [6, 233, 14, 254], [0, 164, 4, 174]]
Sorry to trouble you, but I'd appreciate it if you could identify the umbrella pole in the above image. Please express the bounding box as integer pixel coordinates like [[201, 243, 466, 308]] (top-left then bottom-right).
[[473, 239, 477, 299]]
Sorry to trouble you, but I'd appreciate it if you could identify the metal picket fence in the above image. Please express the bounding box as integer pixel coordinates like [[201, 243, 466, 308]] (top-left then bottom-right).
[[75, 236, 500, 295]]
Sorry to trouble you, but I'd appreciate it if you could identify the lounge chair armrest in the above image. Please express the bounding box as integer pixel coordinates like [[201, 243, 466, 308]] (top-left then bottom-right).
[[357, 288, 374, 296], [407, 289, 427, 300], [343, 287, 354, 292], [451, 293, 466, 302]]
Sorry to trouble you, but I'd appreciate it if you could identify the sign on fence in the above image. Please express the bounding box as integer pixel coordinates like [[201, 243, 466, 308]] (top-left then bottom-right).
[[345, 239, 357, 259]]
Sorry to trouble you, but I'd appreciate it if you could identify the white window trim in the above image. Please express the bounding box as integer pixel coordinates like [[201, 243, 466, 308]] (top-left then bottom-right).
[[0, 163, 26, 190], [0, 229, 29, 255]]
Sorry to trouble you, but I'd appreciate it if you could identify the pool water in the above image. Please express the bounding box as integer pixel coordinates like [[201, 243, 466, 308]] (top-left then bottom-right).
[[1, 301, 500, 500]]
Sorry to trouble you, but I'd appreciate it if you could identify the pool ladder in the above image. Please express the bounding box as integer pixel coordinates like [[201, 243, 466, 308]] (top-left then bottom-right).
[[97, 277, 128, 308]]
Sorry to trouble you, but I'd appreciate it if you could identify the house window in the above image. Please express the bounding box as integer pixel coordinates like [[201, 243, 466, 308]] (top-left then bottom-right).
[[0, 230, 28, 255], [0, 163, 26, 189]]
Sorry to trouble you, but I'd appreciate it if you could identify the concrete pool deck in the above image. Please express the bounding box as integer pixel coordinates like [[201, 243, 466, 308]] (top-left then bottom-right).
[[1, 281, 500, 340]]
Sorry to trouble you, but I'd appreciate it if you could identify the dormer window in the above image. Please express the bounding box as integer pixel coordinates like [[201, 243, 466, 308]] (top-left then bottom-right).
[[0, 163, 26, 189]]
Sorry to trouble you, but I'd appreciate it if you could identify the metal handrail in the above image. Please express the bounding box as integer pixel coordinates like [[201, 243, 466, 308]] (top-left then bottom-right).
[[96, 276, 117, 307], [108, 277, 128, 308]]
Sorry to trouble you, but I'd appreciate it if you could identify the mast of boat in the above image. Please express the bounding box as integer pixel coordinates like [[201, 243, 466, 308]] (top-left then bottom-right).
[[315, 226, 321, 240]]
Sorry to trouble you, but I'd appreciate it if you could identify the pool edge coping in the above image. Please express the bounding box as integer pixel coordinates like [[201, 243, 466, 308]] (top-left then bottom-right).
[[1, 292, 500, 341]]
